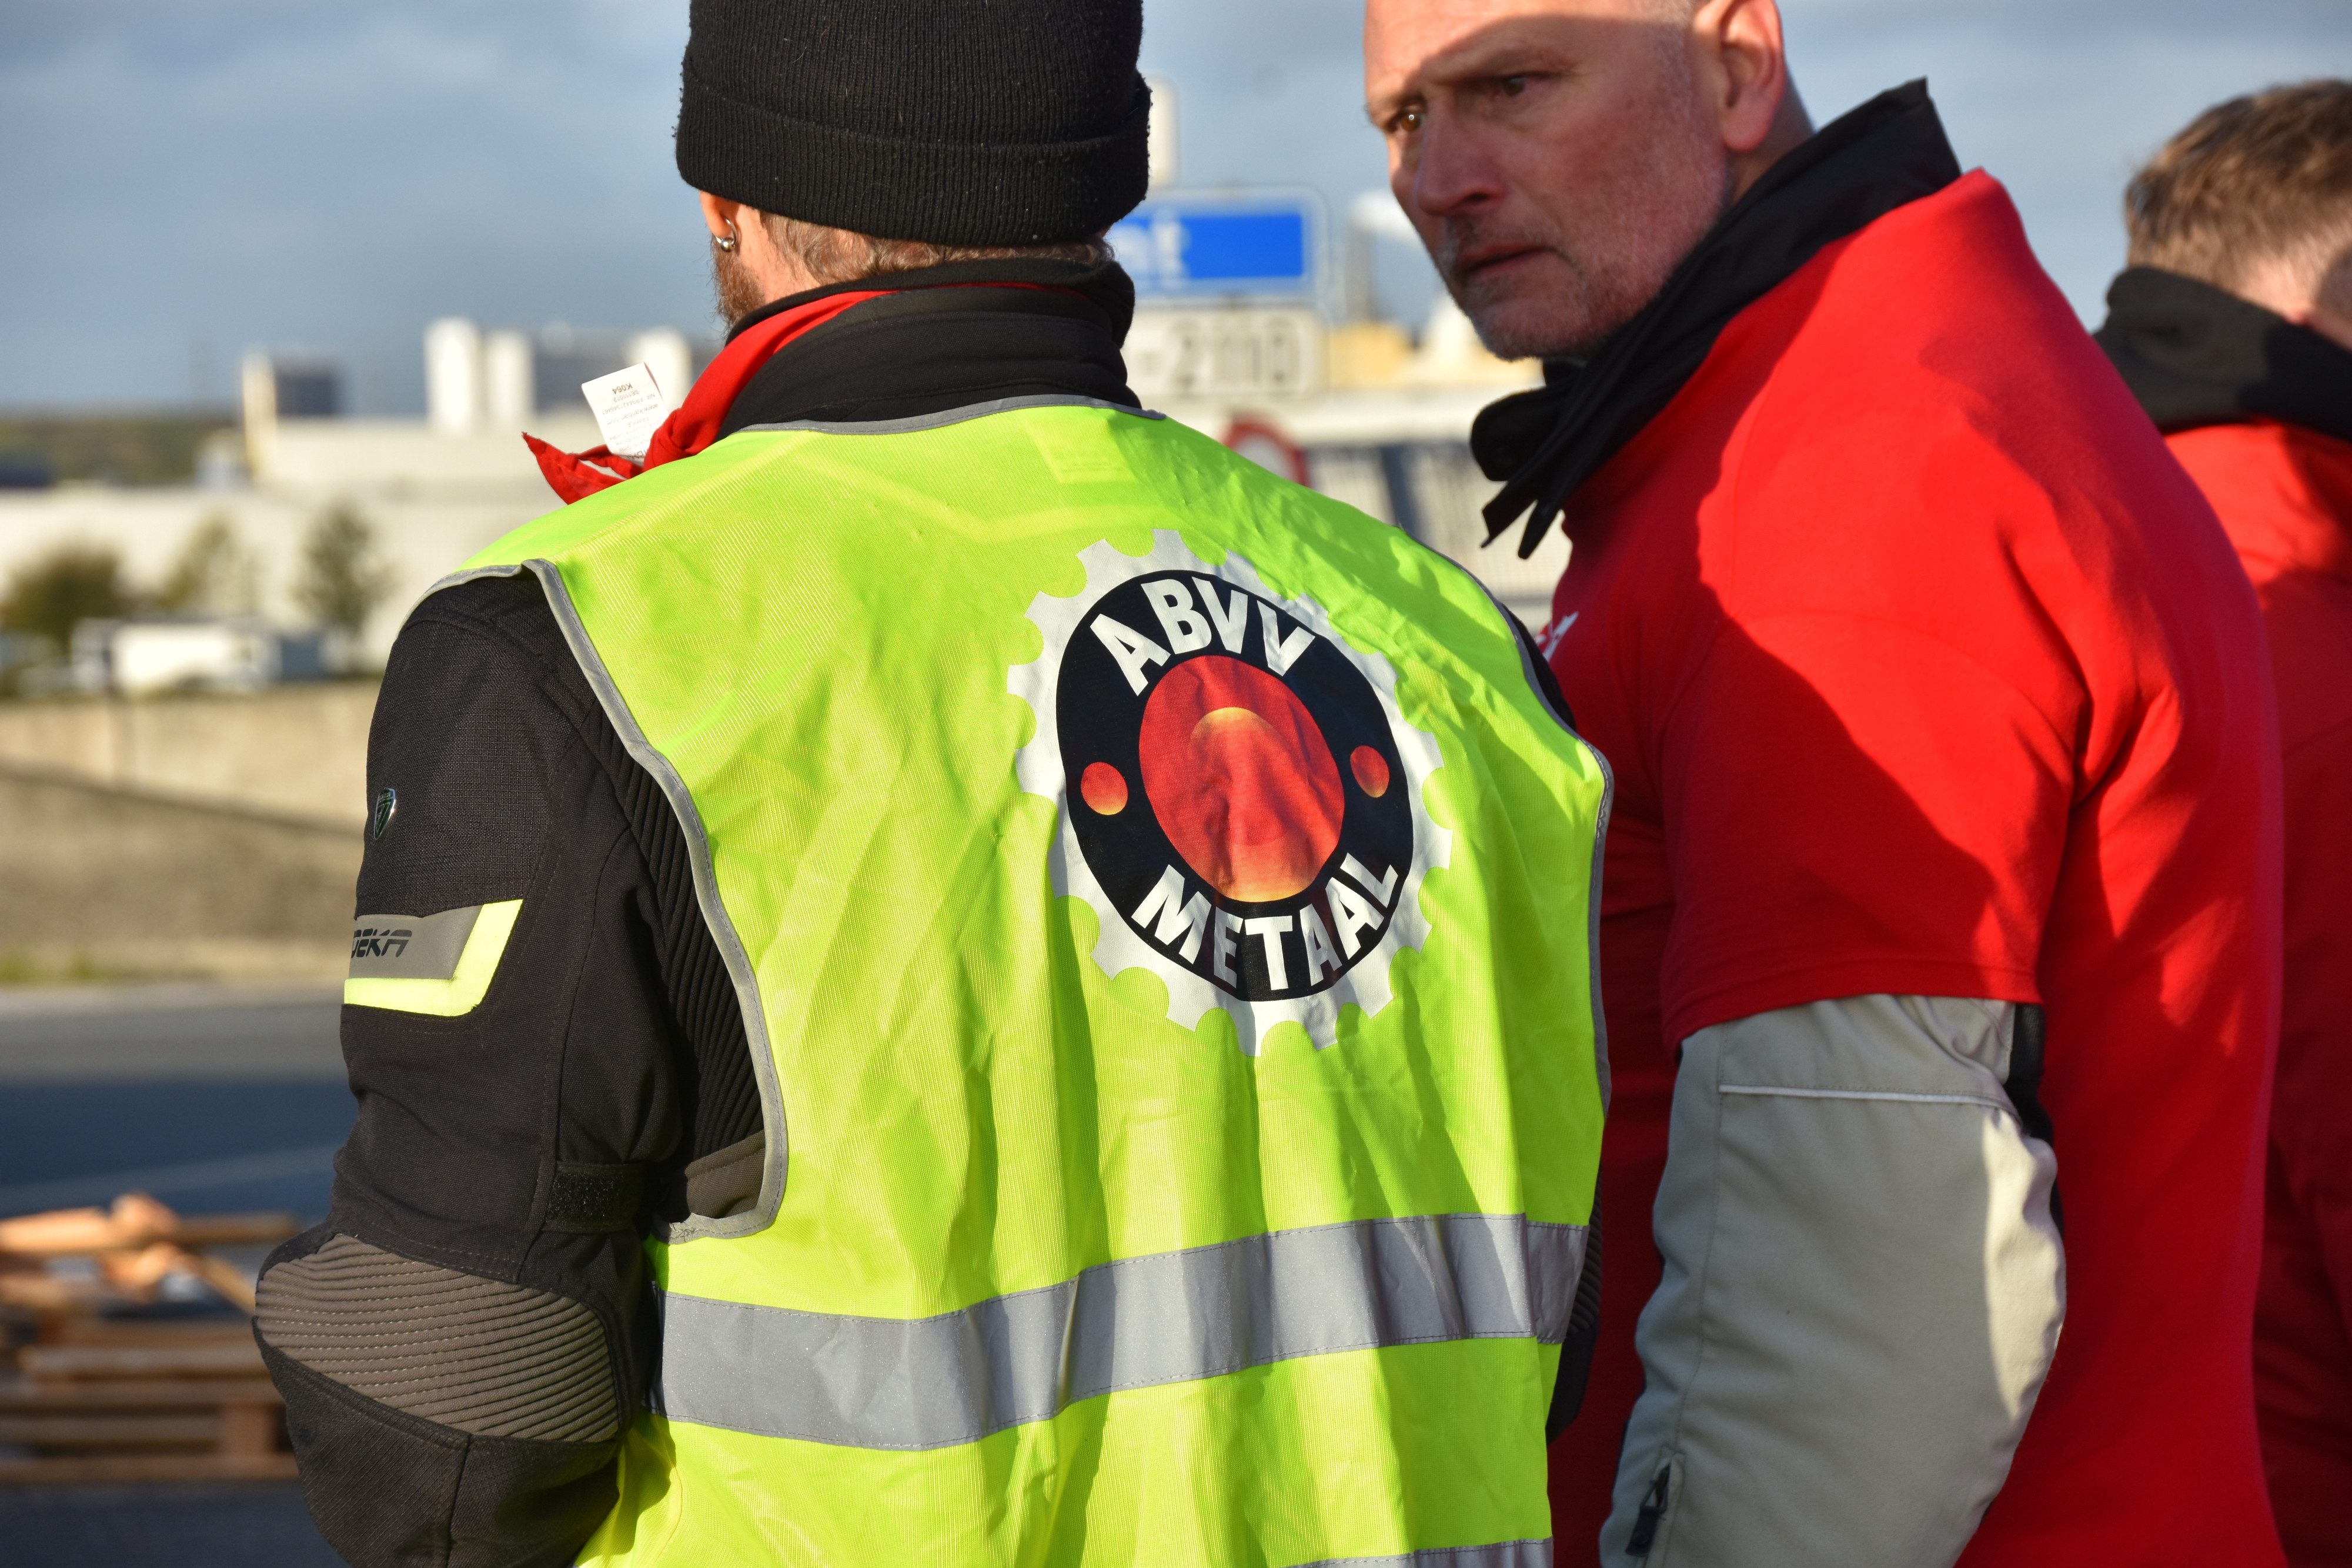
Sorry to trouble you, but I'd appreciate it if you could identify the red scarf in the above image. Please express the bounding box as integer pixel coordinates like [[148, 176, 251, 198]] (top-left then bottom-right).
[[523, 289, 892, 503]]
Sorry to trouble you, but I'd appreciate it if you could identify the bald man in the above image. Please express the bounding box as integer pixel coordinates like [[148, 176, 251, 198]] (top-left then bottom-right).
[[1365, 2, 2284, 1564]]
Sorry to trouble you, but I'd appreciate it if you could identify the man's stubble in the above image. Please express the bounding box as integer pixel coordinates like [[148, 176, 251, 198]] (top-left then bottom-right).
[[1443, 46, 1734, 361]]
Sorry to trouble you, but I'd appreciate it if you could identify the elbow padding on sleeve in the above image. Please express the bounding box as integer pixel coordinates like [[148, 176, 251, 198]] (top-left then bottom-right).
[[1602, 995, 2064, 1566], [257, 1233, 619, 1442]]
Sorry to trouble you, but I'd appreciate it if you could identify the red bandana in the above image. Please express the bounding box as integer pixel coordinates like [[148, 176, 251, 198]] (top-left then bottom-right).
[[523, 289, 893, 503]]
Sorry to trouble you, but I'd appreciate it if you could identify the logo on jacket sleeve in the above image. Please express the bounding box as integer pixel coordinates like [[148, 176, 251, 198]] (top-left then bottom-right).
[[1011, 531, 1448, 1054]]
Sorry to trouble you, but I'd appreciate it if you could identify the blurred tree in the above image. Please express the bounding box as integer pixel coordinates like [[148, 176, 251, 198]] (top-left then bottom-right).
[[0, 543, 132, 652], [293, 502, 390, 654], [0, 414, 236, 487], [157, 513, 258, 616]]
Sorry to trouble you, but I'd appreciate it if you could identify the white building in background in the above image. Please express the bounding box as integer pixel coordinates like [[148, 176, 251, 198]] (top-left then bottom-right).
[[69, 618, 314, 697], [425, 317, 700, 436], [423, 317, 485, 435], [1148, 290, 1563, 624], [0, 295, 1562, 688], [0, 319, 707, 676]]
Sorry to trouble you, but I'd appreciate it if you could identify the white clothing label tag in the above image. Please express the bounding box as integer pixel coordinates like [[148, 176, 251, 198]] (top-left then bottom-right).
[[580, 363, 673, 460]]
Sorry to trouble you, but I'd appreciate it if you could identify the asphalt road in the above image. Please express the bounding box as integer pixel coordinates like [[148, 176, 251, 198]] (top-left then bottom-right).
[[0, 985, 353, 1565], [0, 985, 350, 1220], [0, 1482, 342, 1568]]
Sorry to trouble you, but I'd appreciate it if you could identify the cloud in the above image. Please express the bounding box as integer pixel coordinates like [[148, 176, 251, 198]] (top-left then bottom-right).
[[0, 1, 703, 410], [1784, 0, 2350, 317], [0, 0, 2344, 410]]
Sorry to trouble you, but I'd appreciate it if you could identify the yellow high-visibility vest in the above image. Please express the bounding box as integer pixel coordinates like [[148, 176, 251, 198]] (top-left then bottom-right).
[[445, 396, 1611, 1566]]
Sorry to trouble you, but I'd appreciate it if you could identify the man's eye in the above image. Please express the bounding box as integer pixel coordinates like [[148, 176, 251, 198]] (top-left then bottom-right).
[[1500, 75, 1529, 97], [1394, 106, 1425, 133]]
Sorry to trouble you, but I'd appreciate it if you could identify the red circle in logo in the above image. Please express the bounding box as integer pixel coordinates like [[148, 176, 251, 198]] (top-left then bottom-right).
[[1138, 655, 1343, 903], [1351, 745, 1391, 798], [1080, 761, 1128, 815]]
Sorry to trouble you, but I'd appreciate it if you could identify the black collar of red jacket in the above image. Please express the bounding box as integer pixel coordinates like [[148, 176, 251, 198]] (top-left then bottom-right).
[[716, 257, 1140, 438], [1469, 79, 1962, 560], [2094, 267, 2352, 447]]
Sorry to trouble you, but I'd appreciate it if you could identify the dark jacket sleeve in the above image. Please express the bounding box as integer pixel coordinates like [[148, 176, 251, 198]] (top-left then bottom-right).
[[253, 573, 760, 1568]]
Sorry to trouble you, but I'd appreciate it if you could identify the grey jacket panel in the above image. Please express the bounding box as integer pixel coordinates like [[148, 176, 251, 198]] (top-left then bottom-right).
[[258, 1233, 619, 1443], [1602, 995, 2064, 1566]]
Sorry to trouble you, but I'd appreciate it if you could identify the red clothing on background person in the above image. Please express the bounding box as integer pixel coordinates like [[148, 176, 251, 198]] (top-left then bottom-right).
[[2099, 268, 2352, 1564], [1532, 165, 2283, 1565], [2174, 421, 2352, 1563]]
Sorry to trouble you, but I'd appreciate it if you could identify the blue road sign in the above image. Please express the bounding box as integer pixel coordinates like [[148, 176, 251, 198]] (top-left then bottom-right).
[[1110, 190, 1325, 300]]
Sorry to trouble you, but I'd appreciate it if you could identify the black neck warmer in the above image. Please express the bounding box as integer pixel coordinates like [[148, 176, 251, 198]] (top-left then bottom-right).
[[723, 256, 1137, 346], [1470, 81, 1962, 559], [717, 258, 1139, 436], [2094, 268, 2352, 445]]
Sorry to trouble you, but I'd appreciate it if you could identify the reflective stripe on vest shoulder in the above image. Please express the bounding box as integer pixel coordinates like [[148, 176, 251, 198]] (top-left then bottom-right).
[[655, 1212, 1585, 1451], [345, 900, 522, 1017]]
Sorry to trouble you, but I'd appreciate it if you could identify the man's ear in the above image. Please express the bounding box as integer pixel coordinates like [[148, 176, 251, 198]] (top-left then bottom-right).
[[699, 190, 747, 245], [1692, 0, 1810, 196], [696, 191, 828, 302]]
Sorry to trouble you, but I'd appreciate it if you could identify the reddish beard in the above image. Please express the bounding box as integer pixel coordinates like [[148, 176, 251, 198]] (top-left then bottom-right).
[[710, 242, 771, 326]]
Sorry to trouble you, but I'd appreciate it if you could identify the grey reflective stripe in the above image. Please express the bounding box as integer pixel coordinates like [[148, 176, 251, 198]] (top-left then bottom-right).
[[349, 905, 480, 980], [655, 1212, 1585, 1451], [1296, 1542, 1552, 1567]]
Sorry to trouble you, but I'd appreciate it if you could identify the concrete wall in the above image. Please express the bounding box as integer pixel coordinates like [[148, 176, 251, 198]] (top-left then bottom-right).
[[0, 684, 377, 828], [0, 767, 357, 984]]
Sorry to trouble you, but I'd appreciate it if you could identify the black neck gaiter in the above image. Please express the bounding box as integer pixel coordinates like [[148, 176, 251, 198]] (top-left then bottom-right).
[[2094, 267, 2352, 445], [1469, 80, 1962, 558]]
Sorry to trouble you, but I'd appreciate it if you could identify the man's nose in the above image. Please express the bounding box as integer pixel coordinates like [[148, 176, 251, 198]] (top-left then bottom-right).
[[1409, 114, 1503, 221]]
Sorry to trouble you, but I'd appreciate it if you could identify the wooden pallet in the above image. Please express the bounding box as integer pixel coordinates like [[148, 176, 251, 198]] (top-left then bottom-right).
[[0, 1325, 292, 1483], [0, 1195, 303, 1482], [0, 1197, 297, 1316]]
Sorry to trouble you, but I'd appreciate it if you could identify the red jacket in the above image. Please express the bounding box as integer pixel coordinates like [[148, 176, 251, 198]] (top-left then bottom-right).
[[1544, 172, 2283, 1562], [2170, 421, 2352, 1565]]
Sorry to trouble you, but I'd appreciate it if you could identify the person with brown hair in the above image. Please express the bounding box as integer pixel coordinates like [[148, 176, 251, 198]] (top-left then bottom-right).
[[2097, 79, 2352, 1568]]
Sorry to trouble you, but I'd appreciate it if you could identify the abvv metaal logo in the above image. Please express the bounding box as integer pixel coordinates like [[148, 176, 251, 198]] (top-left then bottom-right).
[[1013, 533, 1448, 1053]]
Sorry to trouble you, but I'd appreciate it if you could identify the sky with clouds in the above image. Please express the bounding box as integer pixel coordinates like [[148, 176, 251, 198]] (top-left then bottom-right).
[[1, 0, 2344, 413]]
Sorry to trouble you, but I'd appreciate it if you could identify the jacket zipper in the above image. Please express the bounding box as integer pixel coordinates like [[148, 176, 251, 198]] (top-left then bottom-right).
[[1626, 1465, 1673, 1558]]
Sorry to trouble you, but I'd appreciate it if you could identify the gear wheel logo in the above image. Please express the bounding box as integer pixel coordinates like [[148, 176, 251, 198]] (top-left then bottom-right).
[[1011, 531, 1449, 1054]]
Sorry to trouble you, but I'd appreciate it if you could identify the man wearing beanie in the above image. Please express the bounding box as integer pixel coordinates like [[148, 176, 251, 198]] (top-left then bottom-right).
[[2096, 82, 2352, 1567], [251, 4, 1613, 1565]]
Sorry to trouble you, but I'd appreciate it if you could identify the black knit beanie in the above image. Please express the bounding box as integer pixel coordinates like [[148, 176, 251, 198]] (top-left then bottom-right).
[[676, 0, 1150, 246]]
